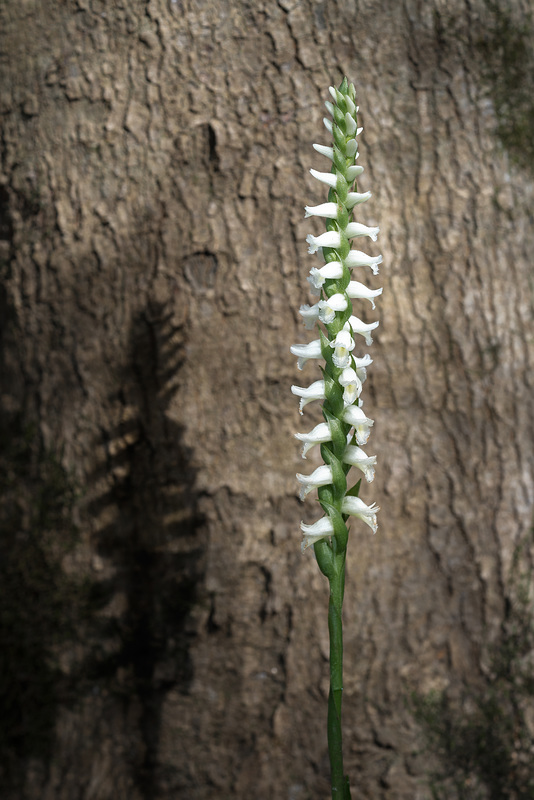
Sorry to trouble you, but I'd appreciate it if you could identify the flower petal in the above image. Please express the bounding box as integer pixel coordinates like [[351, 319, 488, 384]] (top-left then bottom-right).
[[341, 495, 379, 533], [345, 250, 383, 274], [296, 464, 333, 500], [290, 339, 322, 369], [300, 516, 334, 551], [291, 380, 326, 414]]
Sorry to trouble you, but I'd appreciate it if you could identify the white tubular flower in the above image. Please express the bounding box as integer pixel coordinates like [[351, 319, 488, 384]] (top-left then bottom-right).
[[344, 222, 380, 242], [312, 143, 334, 160], [300, 516, 334, 551], [291, 380, 326, 414], [344, 316, 379, 346], [345, 94, 356, 115], [342, 404, 374, 445], [346, 165, 363, 182], [296, 464, 333, 500], [345, 250, 383, 274], [343, 444, 377, 483], [290, 339, 322, 369], [299, 303, 320, 330], [346, 139, 358, 158], [330, 329, 355, 368], [352, 353, 373, 383], [318, 293, 348, 323], [310, 169, 338, 189], [294, 421, 332, 458], [305, 202, 338, 219], [339, 367, 362, 405], [323, 117, 333, 133], [347, 280, 383, 309], [341, 495, 379, 534], [307, 262, 344, 294], [306, 230, 342, 254], [345, 191, 371, 209]]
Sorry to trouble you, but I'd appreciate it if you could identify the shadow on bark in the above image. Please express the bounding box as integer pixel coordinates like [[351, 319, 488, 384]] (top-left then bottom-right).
[[0, 293, 206, 799], [83, 300, 206, 797]]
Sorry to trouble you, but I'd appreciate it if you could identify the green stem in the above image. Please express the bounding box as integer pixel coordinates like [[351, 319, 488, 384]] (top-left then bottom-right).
[[327, 558, 351, 798]]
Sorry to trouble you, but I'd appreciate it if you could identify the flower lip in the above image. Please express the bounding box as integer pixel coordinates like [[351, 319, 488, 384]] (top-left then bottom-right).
[[294, 421, 332, 458], [300, 515, 335, 551], [345, 250, 383, 274], [330, 329, 355, 368], [341, 495, 379, 534], [296, 464, 333, 500], [306, 231, 342, 254], [343, 444, 377, 483], [290, 339, 322, 369], [291, 380, 326, 414]]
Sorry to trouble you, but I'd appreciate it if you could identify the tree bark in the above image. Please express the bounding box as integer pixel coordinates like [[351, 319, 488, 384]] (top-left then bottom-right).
[[1, 0, 534, 798]]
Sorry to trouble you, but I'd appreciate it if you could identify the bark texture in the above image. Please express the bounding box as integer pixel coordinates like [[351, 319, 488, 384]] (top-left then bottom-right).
[[1, 0, 534, 798]]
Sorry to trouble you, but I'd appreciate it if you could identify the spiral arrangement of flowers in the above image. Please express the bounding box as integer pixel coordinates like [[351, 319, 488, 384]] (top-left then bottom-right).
[[289, 78, 382, 798], [291, 78, 380, 558]]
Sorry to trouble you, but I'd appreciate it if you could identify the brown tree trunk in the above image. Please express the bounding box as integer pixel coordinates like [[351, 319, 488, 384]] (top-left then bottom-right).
[[1, 1, 534, 798]]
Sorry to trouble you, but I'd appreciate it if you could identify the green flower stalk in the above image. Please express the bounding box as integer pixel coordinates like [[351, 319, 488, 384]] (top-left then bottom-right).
[[290, 78, 381, 799]]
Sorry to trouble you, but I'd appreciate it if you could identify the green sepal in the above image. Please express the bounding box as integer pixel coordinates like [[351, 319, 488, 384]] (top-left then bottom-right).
[[318, 482, 335, 507], [333, 146, 347, 173], [339, 76, 349, 94], [337, 204, 349, 231], [332, 86, 346, 111], [320, 445, 347, 502], [332, 124, 346, 151], [335, 174, 348, 203], [320, 365, 344, 418], [319, 500, 349, 553], [322, 406, 349, 458], [337, 231, 350, 260], [333, 105, 345, 129], [314, 539, 335, 579]]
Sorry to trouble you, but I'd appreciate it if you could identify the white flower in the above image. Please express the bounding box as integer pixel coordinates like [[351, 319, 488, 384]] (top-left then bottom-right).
[[296, 464, 333, 500], [345, 191, 371, 209], [290, 339, 322, 369], [342, 404, 374, 445], [312, 143, 334, 161], [346, 139, 358, 158], [323, 117, 333, 133], [307, 262, 343, 294], [343, 444, 377, 482], [344, 316, 379, 346], [346, 280, 383, 309], [318, 293, 348, 323], [346, 165, 363, 181], [344, 222, 379, 241], [345, 111, 357, 135], [291, 380, 326, 413], [344, 94, 356, 115], [339, 367, 362, 405], [294, 421, 331, 458], [306, 231, 342, 254], [299, 304, 320, 329], [352, 353, 373, 383], [300, 516, 334, 551], [345, 250, 383, 274], [305, 202, 338, 219], [341, 495, 379, 534], [309, 169, 338, 189], [330, 329, 354, 368]]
